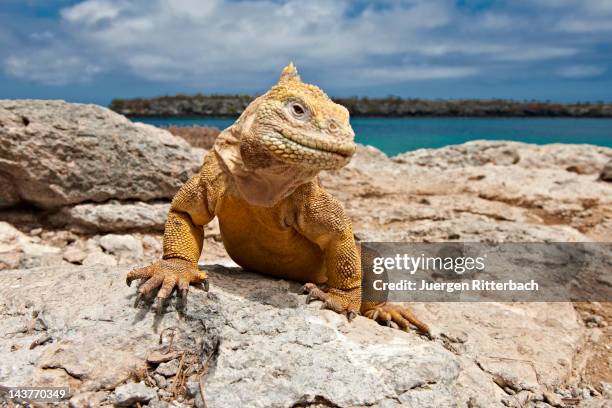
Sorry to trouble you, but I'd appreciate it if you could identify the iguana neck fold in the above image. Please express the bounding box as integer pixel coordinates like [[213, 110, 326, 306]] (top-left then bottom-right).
[[213, 125, 319, 207]]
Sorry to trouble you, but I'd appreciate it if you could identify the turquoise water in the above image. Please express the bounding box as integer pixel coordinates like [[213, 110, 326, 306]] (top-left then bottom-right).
[[132, 116, 612, 156]]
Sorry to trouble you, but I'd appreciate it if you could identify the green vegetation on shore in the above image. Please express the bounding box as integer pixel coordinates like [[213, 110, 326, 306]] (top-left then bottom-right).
[[109, 94, 612, 117]]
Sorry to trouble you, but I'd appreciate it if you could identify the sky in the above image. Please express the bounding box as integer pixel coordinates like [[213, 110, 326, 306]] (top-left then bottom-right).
[[1, 0, 611, 105]]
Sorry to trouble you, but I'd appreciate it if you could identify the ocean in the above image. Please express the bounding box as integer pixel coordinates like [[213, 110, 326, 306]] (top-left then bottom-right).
[[132, 116, 612, 156]]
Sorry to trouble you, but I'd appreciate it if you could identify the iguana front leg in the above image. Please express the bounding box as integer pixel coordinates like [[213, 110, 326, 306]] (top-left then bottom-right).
[[296, 185, 429, 333], [295, 187, 361, 319], [126, 173, 213, 312], [301, 230, 362, 320]]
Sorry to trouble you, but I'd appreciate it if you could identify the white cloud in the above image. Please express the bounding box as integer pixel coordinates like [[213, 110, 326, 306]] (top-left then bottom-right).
[[358, 66, 478, 82], [496, 46, 578, 62], [61, 0, 123, 25], [4, 50, 102, 85], [557, 65, 605, 78], [556, 18, 612, 33]]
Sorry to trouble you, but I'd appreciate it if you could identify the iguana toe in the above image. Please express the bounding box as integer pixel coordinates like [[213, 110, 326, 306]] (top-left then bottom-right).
[[302, 283, 360, 319], [362, 303, 430, 334]]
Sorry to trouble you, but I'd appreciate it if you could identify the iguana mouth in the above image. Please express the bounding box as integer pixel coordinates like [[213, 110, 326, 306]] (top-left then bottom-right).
[[260, 130, 355, 168], [278, 128, 356, 157]]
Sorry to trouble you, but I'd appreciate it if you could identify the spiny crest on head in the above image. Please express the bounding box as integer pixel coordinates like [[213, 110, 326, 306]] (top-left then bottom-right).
[[270, 62, 331, 105], [279, 62, 301, 83]]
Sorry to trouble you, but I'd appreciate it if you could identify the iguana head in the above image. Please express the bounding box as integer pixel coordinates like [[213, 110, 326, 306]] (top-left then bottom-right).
[[234, 63, 356, 171]]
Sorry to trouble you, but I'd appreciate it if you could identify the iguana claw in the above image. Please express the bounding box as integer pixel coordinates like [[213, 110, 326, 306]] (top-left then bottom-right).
[[155, 297, 165, 315], [302, 282, 360, 322], [362, 303, 430, 334], [126, 258, 208, 314], [133, 293, 144, 308]]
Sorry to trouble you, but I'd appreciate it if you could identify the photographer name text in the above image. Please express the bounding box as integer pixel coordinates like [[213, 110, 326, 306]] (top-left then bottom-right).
[[373, 279, 539, 293]]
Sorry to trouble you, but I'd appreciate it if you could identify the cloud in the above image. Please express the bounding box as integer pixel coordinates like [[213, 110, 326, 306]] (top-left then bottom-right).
[[557, 65, 605, 78], [1, 0, 611, 93], [4, 50, 102, 85], [61, 0, 123, 25], [357, 66, 478, 82]]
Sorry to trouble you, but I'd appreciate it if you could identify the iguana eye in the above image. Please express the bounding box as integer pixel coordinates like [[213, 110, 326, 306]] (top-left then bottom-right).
[[291, 103, 306, 118]]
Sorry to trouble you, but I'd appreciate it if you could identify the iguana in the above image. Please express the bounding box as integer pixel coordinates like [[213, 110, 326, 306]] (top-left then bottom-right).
[[126, 63, 429, 333]]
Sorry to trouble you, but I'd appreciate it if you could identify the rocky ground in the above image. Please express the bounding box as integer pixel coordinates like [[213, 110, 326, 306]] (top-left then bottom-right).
[[0, 100, 611, 407]]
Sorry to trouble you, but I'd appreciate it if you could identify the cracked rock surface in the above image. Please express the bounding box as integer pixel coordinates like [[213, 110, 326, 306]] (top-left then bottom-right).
[[0, 259, 602, 408]]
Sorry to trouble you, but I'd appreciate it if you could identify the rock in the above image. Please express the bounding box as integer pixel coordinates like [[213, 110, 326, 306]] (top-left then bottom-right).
[[19, 242, 63, 268], [601, 382, 612, 399], [155, 359, 179, 377], [147, 350, 180, 364], [0, 257, 604, 407], [0, 172, 20, 209], [394, 141, 521, 168], [52, 201, 170, 232], [153, 373, 167, 389], [63, 244, 88, 264], [142, 234, 163, 258], [0, 251, 21, 269], [82, 251, 117, 266], [322, 143, 612, 242], [68, 391, 108, 408], [0, 263, 500, 407], [544, 391, 563, 407], [99, 234, 144, 264], [600, 159, 612, 181], [0, 221, 63, 269], [0, 263, 222, 398], [113, 382, 157, 406], [583, 314, 606, 328], [394, 141, 612, 175], [0, 100, 202, 209]]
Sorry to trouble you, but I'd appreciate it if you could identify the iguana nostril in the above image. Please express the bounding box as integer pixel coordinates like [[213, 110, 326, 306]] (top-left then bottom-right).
[[329, 121, 338, 132]]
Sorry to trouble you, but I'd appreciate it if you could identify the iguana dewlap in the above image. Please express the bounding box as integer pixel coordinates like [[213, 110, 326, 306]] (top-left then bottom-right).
[[127, 64, 428, 333]]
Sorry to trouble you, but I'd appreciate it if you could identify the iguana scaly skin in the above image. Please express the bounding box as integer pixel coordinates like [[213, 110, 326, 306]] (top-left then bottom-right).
[[127, 64, 428, 333]]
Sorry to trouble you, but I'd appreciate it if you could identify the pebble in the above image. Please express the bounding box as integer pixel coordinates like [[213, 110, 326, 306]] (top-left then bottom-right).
[[156, 359, 180, 377], [113, 382, 157, 407]]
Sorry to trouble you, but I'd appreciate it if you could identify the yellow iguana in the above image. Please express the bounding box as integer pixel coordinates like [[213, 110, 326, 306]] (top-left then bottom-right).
[[126, 63, 428, 333]]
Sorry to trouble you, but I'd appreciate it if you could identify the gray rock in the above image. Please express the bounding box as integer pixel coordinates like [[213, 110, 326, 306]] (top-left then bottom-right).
[[0, 262, 504, 408], [155, 359, 179, 377], [68, 391, 108, 408], [602, 382, 612, 399], [0, 251, 21, 269], [0, 260, 601, 407], [0, 263, 222, 399], [542, 390, 563, 407], [99, 234, 144, 264], [53, 201, 170, 232], [0, 172, 19, 209], [0, 100, 202, 209], [0, 221, 64, 269], [153, 373, 168, 389], [113, 382, 157, 406], [394, 141, 612, 175], [81, 251, 117, 266], [63, 244, 88, 264]]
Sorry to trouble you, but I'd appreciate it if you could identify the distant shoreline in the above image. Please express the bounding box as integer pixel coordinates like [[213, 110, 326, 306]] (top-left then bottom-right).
[[110, 95, 612, 118]]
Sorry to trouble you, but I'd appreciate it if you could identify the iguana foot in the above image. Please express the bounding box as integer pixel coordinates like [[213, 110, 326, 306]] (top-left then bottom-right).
[[126, 258, 208, 313], [302, 283, 360, 321], [362, 302, 430, 335]]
